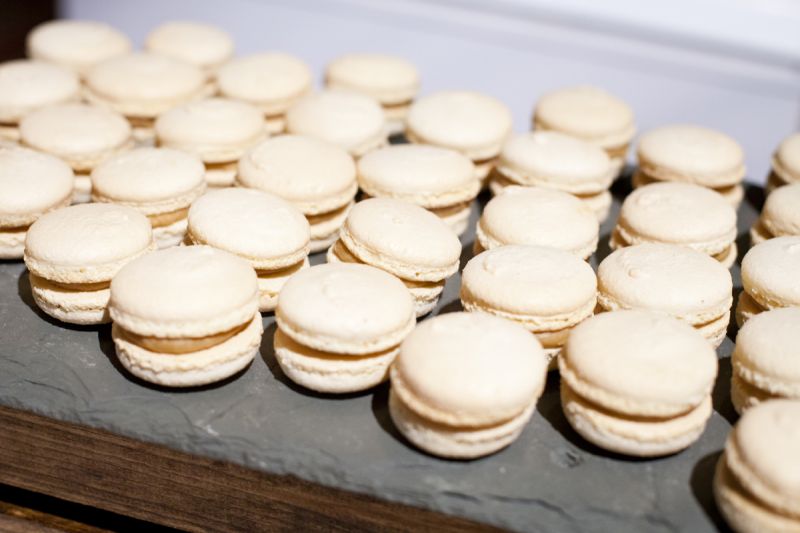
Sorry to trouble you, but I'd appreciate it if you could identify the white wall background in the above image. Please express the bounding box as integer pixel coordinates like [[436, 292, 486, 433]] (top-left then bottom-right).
[[63, 0, 800, 183]]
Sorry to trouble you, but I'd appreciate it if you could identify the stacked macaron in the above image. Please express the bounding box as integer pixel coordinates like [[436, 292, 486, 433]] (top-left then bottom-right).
[[560, 310, 717, 457], [766, 132, 800, 193], [610, 182, 738, 268], [634, 125, 746, 206], [155, 97, 266, 188], [389, 312, 548, 459], [186, 187, 310, 312], [90, 147, 206, 248], [714, 400, 800, 533], [327, 197, 460, 316], [491, 131, 615, 221], [145, 21, 234, 75], [237, 135, 357, 252], [750, 183, 800, 245], [736, 236, 800, 327], [109, 246, 262, 387], [274, 263, 416, 394]]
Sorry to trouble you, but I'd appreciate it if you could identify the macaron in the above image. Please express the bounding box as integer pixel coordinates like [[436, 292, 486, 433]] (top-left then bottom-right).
[[750, 183, 800, 245], [357, 144, 479, 235], [532, 86, 635, 174], [155, 97, 266, 188], [186, 187, 310, 312], [26, 19, 131, 76], [611, 182, 738, 268], [737, 236, 800, 327], [475, 186, 599, 260], [274, 263, 416, 394], [0, 144, 74, 259], [461, 245, 596, 367], [714, 399, 800, 533], [766, 132, 800, 194], [216, 52, 312, 134], [285, 89, 387, 158], [145, 21, 234, 74], [237, 135, 358, 252], [597, 243, 733, 347], [731, 308, 800, 414], [325, 53, 419, 135], [491, 131, 615, 221], [109, 245, 261, 387], [0, 59, 80, 141], [19, 103, 133, 204], [560, 310, 717, 457], [326, 197, 460, 316], [84, 52, 211, 143], [24, 203, 154, 325], [635, 124, 745, 206], [406, 90, 512, 180], [90, 147, 206, 248], [389, 312, 548, 459]]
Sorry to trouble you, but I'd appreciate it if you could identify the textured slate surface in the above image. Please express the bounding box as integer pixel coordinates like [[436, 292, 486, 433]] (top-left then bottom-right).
[[0, 178, 761, 532]]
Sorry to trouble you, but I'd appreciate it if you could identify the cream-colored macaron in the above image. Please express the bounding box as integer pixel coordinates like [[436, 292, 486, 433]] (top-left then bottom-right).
[[237, 134, 358, 252], [155, 97, 266, 187], [186, 187, 310, 312], [357, 144, 479, 235], [532, 86, 635, 173], [406, 90, 512, 180], [326, 197, 460, 316], [24, 203, 154, 325], [491, 131, 615, 221], [389, 311, 548, 459], [560, 310, 717, 457], [90, 147, 206, 248], [285, 89, 387, 158], [611, 182, 738, 267], [26, 20, 131, 76], [475, 186, 599, 260], [751, 183, 800, 246], [714, 399, 800, 533], [461, 245, 597, 366], [737, 236, 800, 327], [216, 52, 312, 134], [145, 21, 234, 74], [0, 144, 74, 259], [0, 60, 80, 141], [274, 263, 416, 393], [767, 132, 800, 194], [597, 243, 733, 346], [109, 245, 261, 387]]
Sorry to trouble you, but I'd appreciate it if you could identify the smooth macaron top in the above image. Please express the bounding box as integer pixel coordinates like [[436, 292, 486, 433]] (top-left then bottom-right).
[[533, 86, 635, 149], [25, 203, 152, 283], [0, 60, 80, 123], [188, 188, 310, 268], [276, 263, 415, 355], [760, 183, 800, 237], [637, 125, 745, 187], [237, 135, 356, 214], [110, 245, 258, 338], [325, 53, 419, 104], [773, 132, 800, 183], [478, 186, 599, 258], [145, 21, 234, 71], [406, 90, 513, 160], [393, 312, 547, 426], [598, 243, 733, 323], [155, 97, 265, 162], [741, 236, 800, 309], [357, 144, 477, 207], [497, 131, 614, 194], [0, 145, 73, 227], [562, 310, 717, 416], [462, 245, 597, 319], [340, 198, 461, 280], [26, 20, 132, 75], [216, 52, 312, 115], [90, 147, 206, 212], [734, 307, 800, 395]]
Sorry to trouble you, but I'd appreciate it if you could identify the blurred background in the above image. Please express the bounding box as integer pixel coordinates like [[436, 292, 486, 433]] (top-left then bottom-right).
[[2, 0, 800, 183]]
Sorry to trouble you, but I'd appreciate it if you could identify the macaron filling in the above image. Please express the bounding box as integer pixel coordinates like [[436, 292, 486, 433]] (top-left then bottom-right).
[[115, 318, 251, 354]]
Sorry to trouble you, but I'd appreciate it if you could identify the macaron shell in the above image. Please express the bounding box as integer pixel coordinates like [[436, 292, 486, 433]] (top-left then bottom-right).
[[741, 236, 800, 309], [760, 183, 800, 238], [153, 216, 189, 250], [29, 273, 111, 325], [0, 229, 26, 259], [256, 258, 309, 312], [307, 202, 354, 252], [325, 53, 419, 104], [26, 20, 132, 74], [773, 133, 800, 183], [145, 22, 234, 71], [0, 60, 81, 123], [730, 373, 774, 416]]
